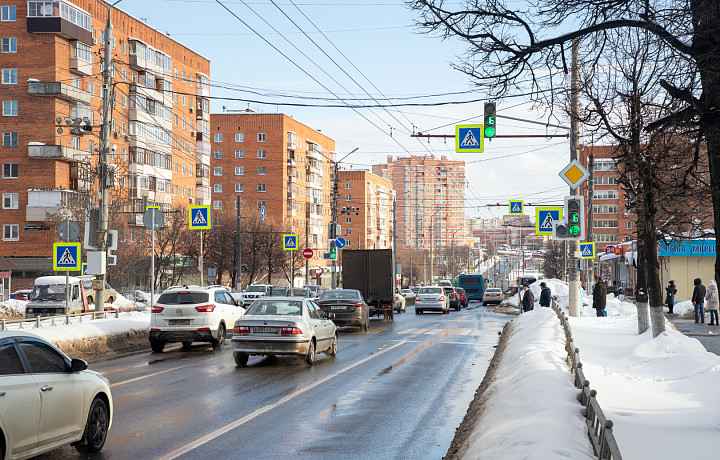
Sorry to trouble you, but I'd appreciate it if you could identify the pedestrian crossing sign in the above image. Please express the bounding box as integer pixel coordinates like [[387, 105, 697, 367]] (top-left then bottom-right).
[[509, 200, 524, 215], [580, 242, 596, 259], [283, 234, 298, 250], [53, 242, 81, 271], [189, 205, 211, 230], [455, 124, 484, 153], [535, 207, 563, 235]]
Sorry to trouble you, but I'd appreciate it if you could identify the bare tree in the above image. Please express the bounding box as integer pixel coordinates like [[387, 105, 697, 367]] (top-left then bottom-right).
[[541, 241, 564, 279]]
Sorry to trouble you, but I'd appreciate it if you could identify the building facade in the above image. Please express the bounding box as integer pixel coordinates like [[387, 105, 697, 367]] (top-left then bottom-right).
[[337, 169, 393, 250], [373, 155, 466, 251], [0, 0, 210, 275]]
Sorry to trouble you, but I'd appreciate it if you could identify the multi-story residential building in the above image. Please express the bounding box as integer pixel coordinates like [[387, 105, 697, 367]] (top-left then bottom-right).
[[337, 170, 393, 249], [373, 155, 466, 251], [209, 111, 335, 263]]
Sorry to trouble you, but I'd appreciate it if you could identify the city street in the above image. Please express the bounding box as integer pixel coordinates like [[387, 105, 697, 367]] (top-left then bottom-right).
[[35, 305, 507, 460]]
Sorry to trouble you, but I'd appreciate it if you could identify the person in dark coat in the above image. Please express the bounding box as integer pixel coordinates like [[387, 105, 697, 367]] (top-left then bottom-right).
[[592, 276, 607, 317], [521, 283, 534, 312], [691, 278, 706, 323], [665, 280, 677, 314], [539, 282, 552, 308]]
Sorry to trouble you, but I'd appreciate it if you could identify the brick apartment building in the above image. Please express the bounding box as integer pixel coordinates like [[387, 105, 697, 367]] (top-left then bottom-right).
[[336, 169, 393, 249], [209, 111, 336, 265], [0, 0, 210, 276], [372, 155, 467, 251]]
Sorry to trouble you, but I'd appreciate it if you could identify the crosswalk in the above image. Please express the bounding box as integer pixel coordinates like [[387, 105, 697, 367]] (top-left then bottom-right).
[[397, 328, 486, 336]]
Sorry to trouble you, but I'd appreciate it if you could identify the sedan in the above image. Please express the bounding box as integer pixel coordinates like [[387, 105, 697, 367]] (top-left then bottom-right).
[[0, 331, 113, 459], [315, 289, 369, 332], [456, 287, 469, 308], [415, 286, 449, 314], [231, 297, 337, 366], [483, 287, 504, 305]]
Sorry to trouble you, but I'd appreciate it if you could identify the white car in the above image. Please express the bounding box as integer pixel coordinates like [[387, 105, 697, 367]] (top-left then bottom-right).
[[241, 284, 275, 303], [231, 297, 337, 366], [0, 331, 113, 459], [415, 286, 450, 314], [149, 286, 245, 353]]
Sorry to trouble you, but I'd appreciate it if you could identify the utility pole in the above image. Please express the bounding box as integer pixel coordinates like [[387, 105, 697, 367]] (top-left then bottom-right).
[[429, 215, 434, 284], [331, 161, 338, 289], [392, 194, 397, 292], [236, 196, 242, 292], [587, 153, 595, 294], [568, 38, 582, 317], [305, 219, 310, 287]]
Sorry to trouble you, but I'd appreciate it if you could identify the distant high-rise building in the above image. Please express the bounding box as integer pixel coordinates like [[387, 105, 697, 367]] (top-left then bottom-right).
[[337, 170, 393, 249]]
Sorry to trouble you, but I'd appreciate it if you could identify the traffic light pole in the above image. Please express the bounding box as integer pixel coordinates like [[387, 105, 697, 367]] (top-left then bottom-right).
[[331, 161, 338, 289], [568, 38, 581, 317]]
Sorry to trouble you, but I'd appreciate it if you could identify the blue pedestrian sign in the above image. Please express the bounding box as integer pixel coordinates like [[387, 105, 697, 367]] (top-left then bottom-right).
[[509, 200, 524, 215], [580, 242, 596, 259], [283, 234, 298, 250], [334, 237, 346, 249], [261, 205, 266, 220], [53, 242, 81, 271], [82, 263, 87, 276], [535, 207, 563, 235], [189, 205, 211, 230], [455, 124, 484, 153]]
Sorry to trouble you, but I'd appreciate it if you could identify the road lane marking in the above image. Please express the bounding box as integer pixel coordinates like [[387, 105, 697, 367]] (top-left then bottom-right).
[[158, 339, 409, 460], [110, 356, 224, 388], [397, 328, 416, 334]]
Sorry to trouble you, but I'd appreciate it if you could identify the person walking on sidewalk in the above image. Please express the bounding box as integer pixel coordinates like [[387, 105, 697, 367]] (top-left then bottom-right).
[[704, 280, 719, 326], [665, 280, 677, 314], [521, 283, 535, 312], [539, 282, 552, 308], [692, 278, 707, 323], [592, 276, 607, 317]]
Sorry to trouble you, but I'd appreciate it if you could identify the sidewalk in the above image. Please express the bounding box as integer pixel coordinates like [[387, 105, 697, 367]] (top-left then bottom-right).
[[667, 314, 720, 355]]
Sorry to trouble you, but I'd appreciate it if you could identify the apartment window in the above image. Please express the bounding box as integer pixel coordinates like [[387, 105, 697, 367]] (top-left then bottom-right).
[[257, 200, 265, 210], [181, 94, 186, 106], [214, 184, 222, 193], [174, 162, 179, 173], [257, 183, 266, 192], [214, 133, 223, 142], [257, 150, 266, 159], [2, 132, 17, 147], [121, 94, 127, 108], [593, 220, 619, 229], [2, 224, 18, 241], [595, 189, 618, 200], [235, 133, 244, 142], [593, 233, 619, 243], [121, 148, 127, 162], [182, 163, 186, 175], [121, 40, 126, 54], [345, 183, 352, 189], [213, 200, 222, 210], [345, 194, 351, 201], [88, 82, 94, 96], [258, 167, 266, 175], [625, 221, 634, 229], [345, 229, 352, 236], [213, 167, 223, 176], [234, 150, 244, 159], [258, 133, 266, 142], [593, 204, 619, 214], [596, 176, 618, 185], [130, 228, 136, 242], [174, 68, 179, 79], [2, 193, 18, 209], [235, 166, 244, 175], [595, 160, 618, 171], [174, 185, 179, 196], [345, 217, 352, 224], [1, 37, 16, 53], [121, 121, 127, 135], [2, 100, 17, 116], [71, 136, 80, 149], [235, 183, 243, 192], [182, 118, 186, 130], [214, 150, 223, 159], [1, 6, 16, 21], [2, 68, 17, 84], [121, 67, 127, 82]]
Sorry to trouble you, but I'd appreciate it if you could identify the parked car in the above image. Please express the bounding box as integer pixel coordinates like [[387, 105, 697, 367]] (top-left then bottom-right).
[[10, 289, 31, 300], [483, 287, 504, 305], [80, 277, 118, 305], [304, 285, 322, 298], [442, 286, 461, 311], [241, 284, 275, 303], [148, 286, 245, 353], [291, 288, 311, 298], [0, 331, 113, 459], [401, 288, 415, 306], [231, 297, 337, 366], [456, 287, 469, 308], [393, 291, 406, 313], [415, 286, 449, 314], [411, 286, 421, 294], [315, 289, 369, 332]]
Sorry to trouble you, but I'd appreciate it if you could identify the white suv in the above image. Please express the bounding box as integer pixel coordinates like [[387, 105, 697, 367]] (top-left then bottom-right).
[[241, 284, 275, 303], [149, 286, 245, 353]]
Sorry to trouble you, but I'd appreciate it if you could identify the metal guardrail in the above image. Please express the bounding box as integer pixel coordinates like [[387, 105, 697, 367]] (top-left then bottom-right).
[[0, 310, 120, 331], [551, 300, 622, 460]]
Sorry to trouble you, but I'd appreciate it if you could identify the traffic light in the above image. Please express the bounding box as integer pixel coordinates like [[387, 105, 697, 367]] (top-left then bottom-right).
[[552, 196, 585, 240], [329, 239, 337, 260], [484, 102, 496, 138]]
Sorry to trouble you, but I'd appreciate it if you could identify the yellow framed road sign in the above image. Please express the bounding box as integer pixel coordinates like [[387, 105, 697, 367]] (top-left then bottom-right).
[[535, 207, 563, 235], [53, 242, 81, 271], [455, 125, 484, 153], [509, 200, 524, 215], [283, 234, 298, 250], [189, 205, 211, 230], [580, 242, 596, 259]]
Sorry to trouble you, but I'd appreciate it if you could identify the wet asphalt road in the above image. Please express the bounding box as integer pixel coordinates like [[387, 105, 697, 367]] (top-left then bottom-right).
[[36, 303, 508, 460]]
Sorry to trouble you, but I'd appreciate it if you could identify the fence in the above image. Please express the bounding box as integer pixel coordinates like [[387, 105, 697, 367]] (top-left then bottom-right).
[[0, 310, 120, 331], [551, 300, 622, 460]]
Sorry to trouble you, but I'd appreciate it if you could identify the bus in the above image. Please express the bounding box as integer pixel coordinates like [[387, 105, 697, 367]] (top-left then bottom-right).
[[458, 274, 484, 301]]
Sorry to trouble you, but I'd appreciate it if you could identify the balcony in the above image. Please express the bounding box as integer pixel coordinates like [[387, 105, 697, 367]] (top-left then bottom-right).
[[306, 149, 320, 161], [129, 83, 173, 107], [28, 144, 90, 163], [27, 17, 92, 45], [306, 163, 321, 175], [26, 189, 90, 222], [196, 131, 208, 142], [69, 57, 92, 76], [28, 81, 91, 105]]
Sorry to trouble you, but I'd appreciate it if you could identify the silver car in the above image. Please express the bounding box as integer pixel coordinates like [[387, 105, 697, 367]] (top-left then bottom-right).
[[231, 297, 337, 366], [415, 286, 450, 314]]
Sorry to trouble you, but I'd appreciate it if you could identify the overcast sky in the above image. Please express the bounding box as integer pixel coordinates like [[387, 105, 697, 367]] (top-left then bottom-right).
[[116, 0, 575, 219]]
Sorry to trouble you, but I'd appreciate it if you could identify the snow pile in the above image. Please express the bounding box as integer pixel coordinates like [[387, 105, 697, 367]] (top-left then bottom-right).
[[671, 299, 694, 316], [0, 299, 27, 317]]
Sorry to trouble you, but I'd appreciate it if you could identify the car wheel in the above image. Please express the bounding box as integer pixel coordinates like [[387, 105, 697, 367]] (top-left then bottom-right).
[[306, 339, 316, 365], [212, 325, 226, 352], [234, 352, 249, 367], [182, 341, 192, 350], [362, 321, 369, 333], [150, 339, 165, 353], [328, 334, 338, 357], [82, 398, 109, 453]]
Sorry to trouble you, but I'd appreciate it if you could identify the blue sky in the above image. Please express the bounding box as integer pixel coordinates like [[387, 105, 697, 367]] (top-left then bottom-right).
[[115, 0, 572, 219]]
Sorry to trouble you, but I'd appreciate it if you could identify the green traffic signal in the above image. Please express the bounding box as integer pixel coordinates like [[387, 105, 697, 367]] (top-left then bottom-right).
[[568, 225, 580, 236], [484, 102, 496, 138], [330, 248, 337, 259], [484, 126, 496, 138]]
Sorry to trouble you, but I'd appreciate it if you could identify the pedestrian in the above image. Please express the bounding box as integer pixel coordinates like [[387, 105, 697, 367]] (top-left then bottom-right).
[[521, 283, 534, 312], [539, 282, 552, 308], [704, 280, 719, 326], [691, 278, 706, 323], [592, 275, 607, 317], [665, 280, 677, 314]]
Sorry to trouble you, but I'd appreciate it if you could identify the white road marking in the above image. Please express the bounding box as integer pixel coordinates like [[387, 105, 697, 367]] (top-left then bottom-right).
[[110, 357, 224, 388]]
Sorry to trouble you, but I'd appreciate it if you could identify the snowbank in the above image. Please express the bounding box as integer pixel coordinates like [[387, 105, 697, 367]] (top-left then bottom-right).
[[0, 299, 27, 316]]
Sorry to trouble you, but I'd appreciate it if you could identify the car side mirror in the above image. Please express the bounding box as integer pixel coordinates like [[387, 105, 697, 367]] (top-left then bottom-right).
[[235, 299, 244, 307], [70, 358, 88, 372]]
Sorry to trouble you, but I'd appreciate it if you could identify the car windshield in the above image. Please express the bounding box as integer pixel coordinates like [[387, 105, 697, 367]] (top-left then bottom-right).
[[157, 291, 209, 304], [292, 289, 309, 297], [30, 284, 67, 301], [319, 290, 358, 300], [268, 288, 288, 296], [246, 285, 268, 293], [419, 287, 442, 295], [247, 300, 303, 316], [487, 288, 501, 293]]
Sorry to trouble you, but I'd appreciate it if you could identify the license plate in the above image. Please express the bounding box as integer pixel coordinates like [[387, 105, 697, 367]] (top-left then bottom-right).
[[253, 326, 278, 333], [331, 306, 346, 310], [168, 319, 190, 325]]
